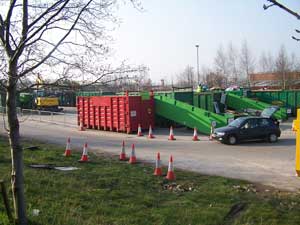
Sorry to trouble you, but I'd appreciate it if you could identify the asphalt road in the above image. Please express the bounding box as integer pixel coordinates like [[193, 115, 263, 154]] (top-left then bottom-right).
[[1, 112, 300, 192]]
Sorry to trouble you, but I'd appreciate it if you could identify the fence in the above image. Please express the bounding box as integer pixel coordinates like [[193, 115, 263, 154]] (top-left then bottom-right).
[[0, 106, 77, 127]]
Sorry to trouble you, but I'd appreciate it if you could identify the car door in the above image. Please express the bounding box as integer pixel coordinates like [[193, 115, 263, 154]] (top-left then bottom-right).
[[257, 118, 270, 138], [239, 118, 260, 140]]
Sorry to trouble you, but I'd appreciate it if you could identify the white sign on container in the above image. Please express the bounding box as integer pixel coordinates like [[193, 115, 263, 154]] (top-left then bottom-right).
[[130, 110, 137, 117]]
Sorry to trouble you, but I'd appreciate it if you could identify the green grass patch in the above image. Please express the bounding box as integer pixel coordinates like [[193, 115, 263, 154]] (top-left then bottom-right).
[[1, 135, 300, 225]]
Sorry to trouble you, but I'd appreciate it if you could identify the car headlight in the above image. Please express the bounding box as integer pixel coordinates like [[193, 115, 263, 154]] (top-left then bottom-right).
[[216, 132, 225, 136]]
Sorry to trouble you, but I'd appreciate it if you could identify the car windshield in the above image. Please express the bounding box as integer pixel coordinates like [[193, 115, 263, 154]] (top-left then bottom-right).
[[228, 117, 246, 128], [261, 106, 278, 118]]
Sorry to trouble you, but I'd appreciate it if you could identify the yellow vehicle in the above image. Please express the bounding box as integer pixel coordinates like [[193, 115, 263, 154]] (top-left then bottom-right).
[[33, 90, 62, 111], [34, 95, 62, 111], [35, 97, 59, 107]]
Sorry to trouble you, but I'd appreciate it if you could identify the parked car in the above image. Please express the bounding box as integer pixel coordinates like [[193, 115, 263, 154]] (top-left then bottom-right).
[[212, 116, 281, 145]]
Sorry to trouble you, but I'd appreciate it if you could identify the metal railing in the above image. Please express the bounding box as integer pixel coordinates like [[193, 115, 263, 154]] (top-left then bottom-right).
[[0, 106, 77, 127]]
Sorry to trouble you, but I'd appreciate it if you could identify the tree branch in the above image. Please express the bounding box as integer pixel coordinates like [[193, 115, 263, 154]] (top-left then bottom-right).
[[292, 36, 300, 41], [19, 0, 93, 78], [16, 0, 29, 63], [0, 15, 5, 45], [0, 79, 8, 89], [265, 0, 300, 19], [4, 0, 17, 56], [13, 0, 71, 62], [28, 0, 66, 30]]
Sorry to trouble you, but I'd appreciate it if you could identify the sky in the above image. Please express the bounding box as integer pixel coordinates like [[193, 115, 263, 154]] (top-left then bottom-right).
[[112, 0, 300, 83]]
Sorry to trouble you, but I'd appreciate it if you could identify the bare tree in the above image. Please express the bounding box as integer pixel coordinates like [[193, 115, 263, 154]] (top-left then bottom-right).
[[214, 45, 229, 86], [0, 1, 141, 224], [227, 42, 239, 84], [275, 45, 291, 89], [132, 66, 151, 91], [200, 65, 210, 85], [175, 65, 195, 87], [259, 51, 275, 73], [204, 71, 225, 88], [200, 66, 226, 88], [239, 40, 255, 87], [289, 52, 300, 71]]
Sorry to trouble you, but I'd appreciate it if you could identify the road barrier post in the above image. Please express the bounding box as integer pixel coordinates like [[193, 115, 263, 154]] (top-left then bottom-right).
[[294, 109, 300, 176]]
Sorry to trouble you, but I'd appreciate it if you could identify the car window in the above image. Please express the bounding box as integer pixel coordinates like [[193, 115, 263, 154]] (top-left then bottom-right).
[[259, 118, 271, 127], [242, 119, 258, 129], [249, 119, 258, 128], [228, 117, 246, 128]]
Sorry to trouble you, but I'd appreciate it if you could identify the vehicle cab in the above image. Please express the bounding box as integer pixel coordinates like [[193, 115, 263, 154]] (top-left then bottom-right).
[[213, 114, 281, 145]]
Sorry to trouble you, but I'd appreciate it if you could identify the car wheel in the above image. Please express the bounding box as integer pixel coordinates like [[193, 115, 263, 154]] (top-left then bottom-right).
[[228, 135, 237, 145], [268, 133, 278, 143]]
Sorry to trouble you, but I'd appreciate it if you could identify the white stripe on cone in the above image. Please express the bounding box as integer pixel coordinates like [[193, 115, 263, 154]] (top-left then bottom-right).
[[168, 126, 175, 140], [193, 127, 199, 141], [148, 125, 154, 138], [131, 144, 136, 157], [64, 137, 71, 156], [129, 143, 137, 164], [156, 154, 161, 168], [120, 140, 126, 160], [166, 155, 175, 180], [137, 124, 143, 136], [79, 142, 89, 162], [154, 152, 162, 176], [66, 137, 71, 149]]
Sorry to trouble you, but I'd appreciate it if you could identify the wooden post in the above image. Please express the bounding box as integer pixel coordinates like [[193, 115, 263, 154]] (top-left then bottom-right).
[[0, 180, 14, 223]]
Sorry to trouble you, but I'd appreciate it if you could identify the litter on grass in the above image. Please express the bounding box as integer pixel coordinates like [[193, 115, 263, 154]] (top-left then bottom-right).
[[54, 167, 79, 171], [29, 164, 79, 171], [32, 209, 40, 216], [29, 164, 55, 169]]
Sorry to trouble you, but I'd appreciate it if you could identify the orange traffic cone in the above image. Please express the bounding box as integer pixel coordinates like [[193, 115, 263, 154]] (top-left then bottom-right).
[[119, 140, 126, 161], [192, 127, 199, 141], [129, 144, 137, 164], [79, 142, 89, 162], [166, 155, 175, 180], [168, 126, 176, 140], [209, 125, 214, 141], [154, 152, 163, 176], [137, 124, 143, 137], [148, 125, 155, 139], [64, 137, 71, 156], [79, 120, 85, 131]]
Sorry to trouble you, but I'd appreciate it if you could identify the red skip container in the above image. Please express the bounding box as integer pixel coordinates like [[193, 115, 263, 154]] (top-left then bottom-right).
[[77, 92, 155, 133]]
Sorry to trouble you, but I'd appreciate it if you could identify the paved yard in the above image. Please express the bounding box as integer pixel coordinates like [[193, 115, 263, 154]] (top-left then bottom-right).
[[1, 111, 299, 191]]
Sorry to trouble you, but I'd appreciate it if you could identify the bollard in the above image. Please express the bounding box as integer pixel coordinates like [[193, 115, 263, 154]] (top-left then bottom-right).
[[295, 109, 300, 176], [296, 129, 300, 176]]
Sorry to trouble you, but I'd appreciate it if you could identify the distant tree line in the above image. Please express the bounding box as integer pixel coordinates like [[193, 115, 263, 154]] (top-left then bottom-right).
[[174, 40, 300, 89]]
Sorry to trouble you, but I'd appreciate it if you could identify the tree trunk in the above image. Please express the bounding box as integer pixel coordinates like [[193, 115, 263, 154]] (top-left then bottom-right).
[[6, 63, 27, 225]]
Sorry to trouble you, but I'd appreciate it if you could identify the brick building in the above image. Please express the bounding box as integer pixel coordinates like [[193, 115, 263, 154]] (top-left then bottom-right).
[[249, 72, 300, 90]]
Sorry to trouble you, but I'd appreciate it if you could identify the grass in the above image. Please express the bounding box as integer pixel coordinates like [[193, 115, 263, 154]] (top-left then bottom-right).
[[0, 135, 300, 225]]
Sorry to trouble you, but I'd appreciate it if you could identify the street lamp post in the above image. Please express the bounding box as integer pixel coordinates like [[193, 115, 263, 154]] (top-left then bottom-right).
[[195, 44, 200, 85]]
